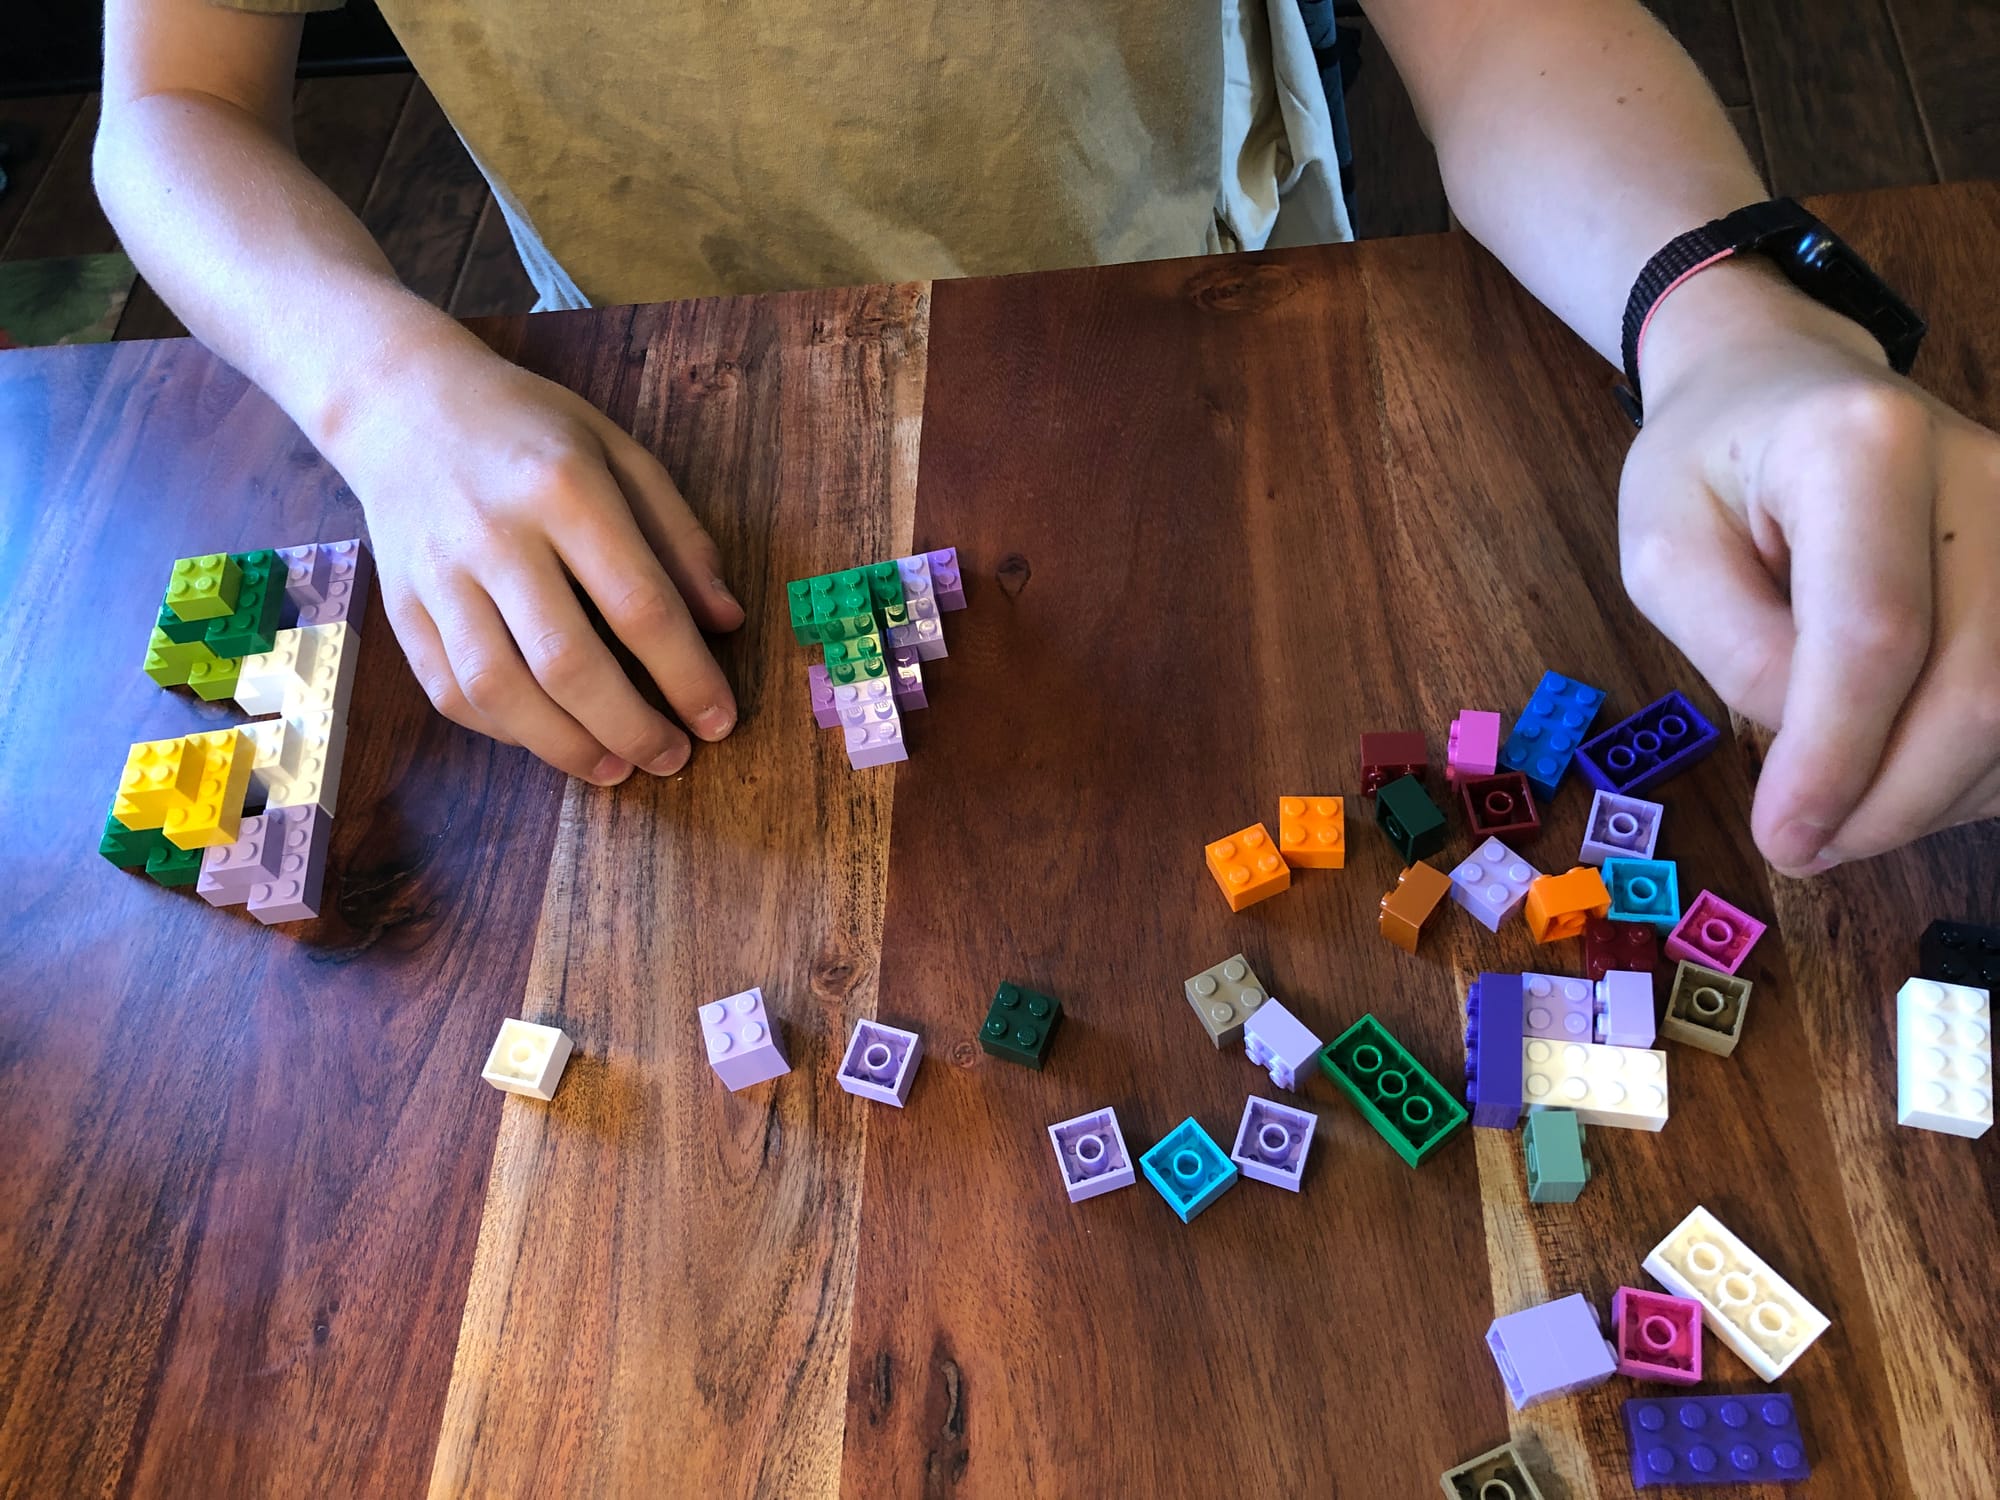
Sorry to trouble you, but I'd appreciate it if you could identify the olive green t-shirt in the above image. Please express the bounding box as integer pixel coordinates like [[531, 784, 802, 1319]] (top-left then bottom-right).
[[225, 0, 1350, 308]]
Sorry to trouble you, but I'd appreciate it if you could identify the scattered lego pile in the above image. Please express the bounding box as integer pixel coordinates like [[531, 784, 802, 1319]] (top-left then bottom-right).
[[98, 541, 372, 923]]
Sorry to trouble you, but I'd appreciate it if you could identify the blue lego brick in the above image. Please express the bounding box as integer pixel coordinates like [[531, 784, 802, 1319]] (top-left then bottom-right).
[[1140, 1117, 1238, 1222], [1577, 690, 1720, 795], [1624, 1394, 1810, 1486], [1499, 671, 1607, 800], [1465, 972, 1526, 1129], [1603, 858, 1682, 933]]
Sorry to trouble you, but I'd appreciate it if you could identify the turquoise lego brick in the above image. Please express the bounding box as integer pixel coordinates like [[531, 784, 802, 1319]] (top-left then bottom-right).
[[1524, 1109, 1592, 1203], [1141, 1118, 1238, 1222], [1319, 1014, 1467, 1166], [1603, 858, 1681, 933], [1500, 671, 1607, 799], [203, 550, 283, 658]]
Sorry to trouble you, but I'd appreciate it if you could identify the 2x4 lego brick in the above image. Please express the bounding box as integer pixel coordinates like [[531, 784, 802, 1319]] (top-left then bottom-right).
[[1577, 690, 1719, 796], [1465, 972, 1526, 1129], [1896, 976, 1993, 1137], [1623, 1394, 1809, 1486], [1643, 1205, 1830, 1381], [1521, 1037, 1669, 1130]]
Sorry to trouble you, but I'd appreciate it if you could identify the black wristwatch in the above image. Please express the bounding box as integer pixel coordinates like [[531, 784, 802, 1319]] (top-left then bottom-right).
[[1616, 197, 1927, 426]]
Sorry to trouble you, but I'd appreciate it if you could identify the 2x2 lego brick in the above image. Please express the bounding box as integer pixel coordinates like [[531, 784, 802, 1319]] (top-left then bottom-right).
[[1243, 998, 1322, 1091], [1485, 1292, 1618, 1409]]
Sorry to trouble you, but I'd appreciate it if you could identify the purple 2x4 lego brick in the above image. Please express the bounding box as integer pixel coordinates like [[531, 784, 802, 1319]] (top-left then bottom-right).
[[1486, 1292, 1618, 1409], [1577, 690, 1719, 795], [1465, 972, 1526, 1129], [1624, 1394, 1809, 1486]]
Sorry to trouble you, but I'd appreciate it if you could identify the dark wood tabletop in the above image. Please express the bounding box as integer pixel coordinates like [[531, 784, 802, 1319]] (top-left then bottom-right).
[[1, 182, 1995, 1500]]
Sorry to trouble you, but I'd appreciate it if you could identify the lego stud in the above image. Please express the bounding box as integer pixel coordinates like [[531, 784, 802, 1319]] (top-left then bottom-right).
[[1484, 787, 1518, 818], [1171, 1149, 1205, 1182], [1752, 1302, 1791, 1338], [1609, 810, 1639, 839], [1071, 1132, 1108, 1167], [1687, 1241, 1725, 1278], [1690, 984, 1728, 1018], [1640, 1315, 1677, 1352], [1702, 918, 1734, 947]]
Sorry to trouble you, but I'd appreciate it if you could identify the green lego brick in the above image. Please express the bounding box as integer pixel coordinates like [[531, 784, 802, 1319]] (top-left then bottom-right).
[[144, 841, 205, 887], [143, 626, 223, 687], [203, 550, 282, 658], [811, 570, 873, 622], [155, 601, 211, 645], [979, 982, 1063, 1069], [821, 611, 881, 644], [1376, 774, 1447, 862], [187, 654, 243, 701], [1318, 1013, 1467, 1167], [100, 809, 171, 870], [862, 560, 904, 611], [786, 580, 821, 645], [824, 631, 887, 685], [1523, 1108, 1591, 1203], [164, 552, 241, 622]]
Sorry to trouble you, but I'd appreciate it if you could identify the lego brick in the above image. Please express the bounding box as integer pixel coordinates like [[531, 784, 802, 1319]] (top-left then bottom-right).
[[1375, 774, 1446, 862], [1920, 918, 2000, 990], [274, 541, 334, 610], [1521, 1037, 1669, 1130], [114, 735, 210, 830], [1277, 796, 1345, 869], [1896, 977, 1993, 1138], [1524, 866, 1611, 943], [1485, 1293, 1618, 1409], [1583, 915, 1659, 982], [1580, 789, 1664, 864], [824, 631, 888, 686], [1439, 1442, 1548, 1500], [1595, 969, 1657, 1048], [1445, 709, 1501, 784], [257, 707, 350, 817], [1643, 1204, 1830, 1381], [1359, 730, 1427, 795], [166, 729, 256, 850], [185, 655, 242, 702], [196, 809, 287, 906], [700, 987, 792, 1090], [290, 538, 373, 627], [1204, 823, 1291, 912], [1321, 1014, 1467, 1166], [1524, 1107, 1591, 1203], [980, 982, 1063, 1069], [1140, 1117, 1238, 1222], [887, 612, 948, 661], [482, 1017, 574, 1100], [144, 841, 206, 887], [244, 803, 332, 922], [887, 645, 927, 709], [840, 686, 907, 769], [1662, 961, 1751, 1056], [923, 547, 966, 610], [894, 553, 935, 611], [1664, 891, 1766, 975], [860, 558, 905, 611], [808, 664, 839, 728], [234, 622, 356, 721], [1048, 1107, 1137, 1202], [164, 552, 241, 621], [1578, 690, 1720, 796], [142, 626, 220, 688], [1611, 1286, 1703, 1384], [1229, 1096, 1316, 1190], [1521, 972, 1596, 1042], [785, 579, 824, 645], [203, 550, 283, 658], [1603, 857, 1681, 933], [1449, 837, 1540, 932], [1499, 670, 1607, 799], [154, 601, 211, 645], [1464, 972, 1526, 1129], [1624, 1394, 1809, 1486], [1460, 771, 1541, 841], [837, 1020, 923, 1106], [1379, 860, 1452, 954], [1184, 954, 1269, 1047], [1242, 998, 1322, 1092]]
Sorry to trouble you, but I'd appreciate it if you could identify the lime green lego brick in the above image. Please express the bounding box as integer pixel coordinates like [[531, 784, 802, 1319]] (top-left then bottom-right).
[[187, 655, 244, 701], [100, 809, 171, 869], [155, 602, 211, 645], [203, 551, 282, 658], [862, 560, 904, 610], [143, 627, 223, 686], [164, 553, 241, 622], [144, 841, 205, 887], [1319, 1014, 1468, 1167]]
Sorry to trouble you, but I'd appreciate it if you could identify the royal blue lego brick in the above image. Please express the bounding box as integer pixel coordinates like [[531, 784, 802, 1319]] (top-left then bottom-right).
[[1140, 1117, 1238, 1222], [1577, 690, 1719, 795], [1486, 1293, 1618, 1409], [1499, 671, 1606, 799], [1465, 972, 1526, 1129], [1623, 1393, 1809, 1486]]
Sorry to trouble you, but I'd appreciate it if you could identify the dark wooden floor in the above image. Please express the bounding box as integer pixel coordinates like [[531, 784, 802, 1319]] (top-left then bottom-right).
[[0, 0, 1993, 338]]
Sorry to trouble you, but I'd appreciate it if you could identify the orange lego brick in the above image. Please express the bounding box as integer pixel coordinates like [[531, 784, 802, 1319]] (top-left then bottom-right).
[[1278, 796, 1345, 869], [1525, 866, 1613, 944], [1205, 824, 1292, 912], [1379, 861, 1453, 954]]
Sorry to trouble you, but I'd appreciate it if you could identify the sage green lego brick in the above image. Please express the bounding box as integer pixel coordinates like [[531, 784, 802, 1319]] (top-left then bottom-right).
[[1184, 954, 1269, 1047], [187, 655, 244, 702], [144, 841, 206, 887], [164, 552, 241, 622], [1662, 960, 1751, 1056], [1318, 1013, 1467, 1166], [155, 602, 211, 645], [100, 809, 171, 869], [203, 550, 283, 658], [143, 627, 223, 687], [980, 982, 1063, 1069], [1523, 1108, 1591, 1203], [1376, 774, 1447, 863]]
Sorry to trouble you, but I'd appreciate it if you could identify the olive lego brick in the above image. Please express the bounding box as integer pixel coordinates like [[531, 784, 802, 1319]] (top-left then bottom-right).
[[980, 982, 1063, 1069], [1320, 1013, 1467, 1166], [1662, 961, 1751, 1056], [1440, 1441, 1548, 1500], [1184, 954, 1269, 1047]]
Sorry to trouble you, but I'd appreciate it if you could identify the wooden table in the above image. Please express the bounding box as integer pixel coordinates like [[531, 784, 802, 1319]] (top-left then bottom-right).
[[1, 182, 1994, 1500]]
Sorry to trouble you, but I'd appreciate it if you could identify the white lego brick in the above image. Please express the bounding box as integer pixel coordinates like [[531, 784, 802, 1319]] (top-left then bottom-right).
[[260, 707, 349, 816], [482, 1018, 574, 1100], [1520, 1037, 1668, 1131], [233, 627, 318, 717], [1896, 977, 1993, 1138], [1643, 1204, 1830, 1382]]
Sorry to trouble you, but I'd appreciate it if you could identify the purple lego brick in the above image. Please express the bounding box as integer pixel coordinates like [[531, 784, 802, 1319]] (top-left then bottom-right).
[[1611, 1286, 1703, 1384], [1486, 1292, 1618, 1410], [895, 553, 934, 609], [1624, 1394, 1809, 1486], [889, 607, 947, 661], [1664, 890, 1766, 975], [1229, 1096, 1317, 1190], [1521, 973, 1596, 1042], [1446, 709, 1502, 783], [1047, 1106, 1137, 1202], [700, 987, 792, 1090], [888, 645, 928, 708], [924, 547, 965, 610], [196, 811, 286, 906], [839, 685, 908, 768], [243, 804, 330, 923], [288, 538, 374, 628], [837, 1019, 923, 1106], [808, 664, 839, 728], [1580, 789, 1664, 864], [1242, 998, 1322, 1092], [1594, 969, 1658, 1048], [1577, 690, 1720, 795], [1465, 972, 1526, 1129], [1449, 836, 1540, 932], [274, 543, 333, 608]]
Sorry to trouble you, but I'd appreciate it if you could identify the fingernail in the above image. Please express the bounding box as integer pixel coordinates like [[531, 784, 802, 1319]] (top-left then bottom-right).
[[1770, 817, 1831, 868], [710, 575, 739, 609], [647, 745, 689, 776], [591, 753, 634, 785], [692, 705, 736, 740]]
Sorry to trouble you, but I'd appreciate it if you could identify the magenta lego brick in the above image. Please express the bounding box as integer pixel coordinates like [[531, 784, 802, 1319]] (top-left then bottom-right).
[[1584, 915, 1659, 982], [1449, 836, 1540, 932], [1485, 1293, 1618, 1410], [1242, 998, 1322, 1092], [808, 664, 839, 728], [1611, 1286, 1703, 1384], [888, 645, 928, 709], [1577, 690, 1719, 795], [1047, 1106, 1137, 1202], [1594, 970, 1657, 1048], [1624, 1394, 1809, 1486], [244, 804, 331, 923], [1228, 1096, 1317, 1190], [837, 1019, 923, 1106], [1580, 789, 1664, 864], [923, 547, 966, 610], [1521, 973, 1596, 1042], [1664, 891, 1767, 975], [1498, 671, 1607, 800], [195, 811, 287, 906], [1464, 972, 1526, 1129], [1446, 709, 1501, 783], [700, 987, 792, 1090]]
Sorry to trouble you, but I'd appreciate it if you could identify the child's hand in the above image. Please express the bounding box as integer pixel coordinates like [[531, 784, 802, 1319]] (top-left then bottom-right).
[[323, 330, 745, 783], [1619, 266, 1999, 876]]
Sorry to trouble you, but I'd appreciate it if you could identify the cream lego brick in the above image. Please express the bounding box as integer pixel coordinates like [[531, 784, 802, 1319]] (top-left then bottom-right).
[[1896, 977, 1993, 1138], [1520, 1037, 1669, 1131], [482, 1018, 574, 1100], [1643, 1205, 1830, 1381], [259, 707, 350, 816]]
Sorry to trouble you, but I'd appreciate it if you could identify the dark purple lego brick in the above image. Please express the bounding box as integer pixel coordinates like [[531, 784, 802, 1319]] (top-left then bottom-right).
[[1465, 972, 1525, 1129], [1624, 1393, 1809, 1486], [1576, 691, 1720, 795]]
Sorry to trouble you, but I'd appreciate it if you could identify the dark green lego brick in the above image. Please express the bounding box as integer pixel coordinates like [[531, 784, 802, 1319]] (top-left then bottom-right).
[[187, 655, 243, 701], [786, 580, 822, 644], [100, 809, 171, 870], [1318, 1013, 1467, 1167], [824, 632, 887, 685], [155, 602, 211, 645], [203, 550, 283, 658], [1523, 1108, 1591, 1203], [862, 560, 904, 610], [145, 841, 206, 888], [1376, 774, 1447, 862], [980, 982, 1063, 1069]]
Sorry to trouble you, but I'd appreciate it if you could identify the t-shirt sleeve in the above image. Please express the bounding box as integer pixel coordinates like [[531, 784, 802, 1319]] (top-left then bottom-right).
[[209, 0, 346, 14]]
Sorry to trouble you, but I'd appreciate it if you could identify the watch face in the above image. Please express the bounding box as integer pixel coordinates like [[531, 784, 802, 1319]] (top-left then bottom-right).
[[1795, 228, 1836, 269]]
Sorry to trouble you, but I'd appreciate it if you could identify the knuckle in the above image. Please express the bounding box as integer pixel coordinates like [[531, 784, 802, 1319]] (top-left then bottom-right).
[[1813, 383, 1928, 448], [1620, 528, 1678, 620], [524, 626, 599, 692], [458, 654, 522, 715], [604, 580, 682, 640], [1824, 597, 1928, 675]]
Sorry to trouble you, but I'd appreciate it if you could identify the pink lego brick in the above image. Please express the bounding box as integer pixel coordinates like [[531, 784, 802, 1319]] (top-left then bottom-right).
[[244, 804, 331, 923], [1580, 790, 1665, 865], [1242, 999, 1323, 1092], [1594, 969, 1657, 1048], [700, 987, 792, 1090], [837, 1019, 923, 1106], [1664, 890, 1766, 975], [1449, 837, 1541, 932], [808, 664, 839, 728], [888, 646, 927, 709], [1611, 1286, 1703, 1385], [196, 811, 286, 906], [1521, 973, 1596, 1042], [923, 547, 965, 610], [293, 538, 374, 627], [1446, 710, 1502, 784], [1229, 1096, 1317, 1190], [841, 686, 907, 768], [1047, 1106, 1137, 1202]]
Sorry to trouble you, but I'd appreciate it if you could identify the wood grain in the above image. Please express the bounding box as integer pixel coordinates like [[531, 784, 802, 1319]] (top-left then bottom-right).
[[359, 81, 488, 307], [0, 93, 88, 252], [1885, 0, 2000, 181], [1644, 0, 1753, 108], [446, 194, 535, 319], [0, 92, 114, 260], [1346, 22, 1448, 239]]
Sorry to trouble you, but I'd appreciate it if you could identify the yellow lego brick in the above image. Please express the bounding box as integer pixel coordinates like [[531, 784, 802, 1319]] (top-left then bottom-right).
[[113, 735, 212, 831], [162, 729, 255, 850], [164, 553, 241, 622]]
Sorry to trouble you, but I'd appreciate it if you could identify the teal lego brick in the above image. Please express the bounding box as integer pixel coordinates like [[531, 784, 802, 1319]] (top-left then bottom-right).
[[203, 550, 284, 659], [1376, 774, 1447, 863], [1602, 857, 1681, 933], [979, 982, 1063, 1069], [1524, 1108, 1592, 1203], [100, 809, 171, 870], [1319, 1013, 1467, 1166], [144, 841, 206, 887], [1140, 1117, 1238, 1222], [155, 602, 211, 645]]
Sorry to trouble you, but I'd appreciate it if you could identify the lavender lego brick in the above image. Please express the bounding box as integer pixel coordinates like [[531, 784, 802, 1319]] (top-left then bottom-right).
[[1521, 973, 1596, 1042], [1624, 1394, 1809, 1486], [887, 645, 927, 709], [895, 553, 934, 608], [1499, 671, 1607, 800], [1465, 972, 1526, 1129], [196, 811, 286, 906], [243, 804, 331, 923], [1242, 998, 1322, 1092], [1485, 1293, 1618, 1410], [274, 543, 333, 609], [1581, 789, 1664, 864], [1229, 1096, 1317, 1190], [837, 1019, 923, 1106], [1577, 690, 1720, 795], [1048, 1107, 1137, 1202], [289, 539, 374, 628], [700, 987, 792, 1090], [1594, 970, 1657, 1048], [1665, 891, 1767, 975], [1449, 837, 1540, 932], [1446, 709, 1502, 783], [889, 611, 947, 661], [924, 547, 966, 610], [808, 664, 839, 728], [839, 685, 908, 769]]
